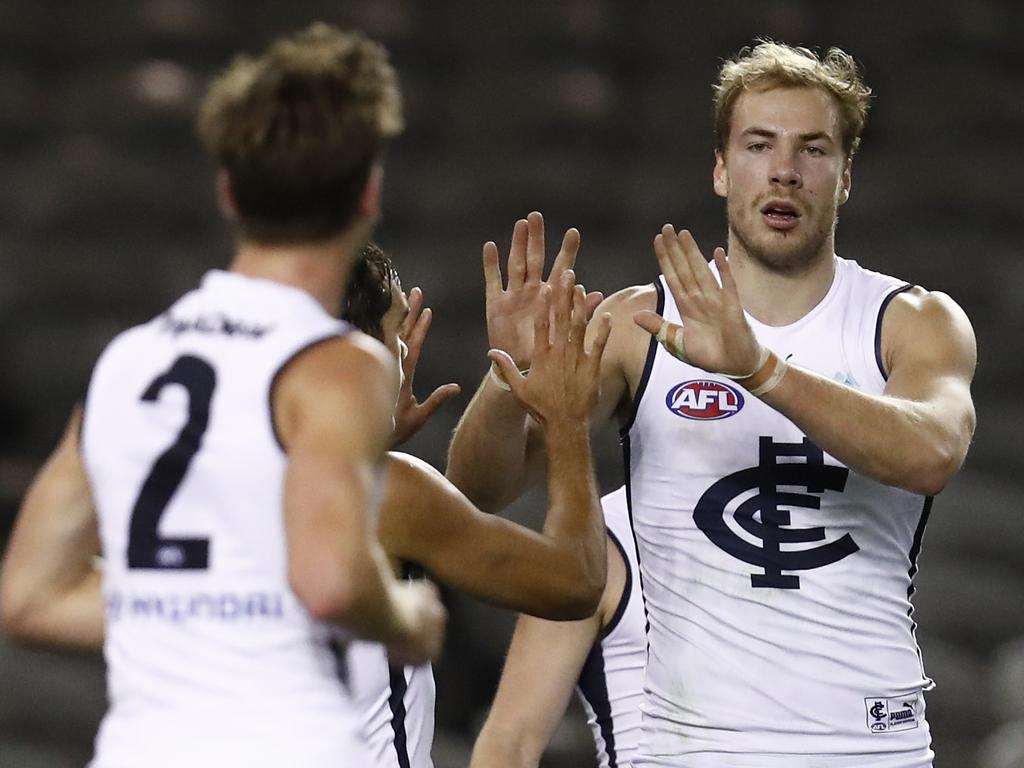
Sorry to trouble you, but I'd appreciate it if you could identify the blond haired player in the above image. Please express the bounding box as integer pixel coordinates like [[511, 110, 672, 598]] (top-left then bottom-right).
[[448, 42, 977, 767]]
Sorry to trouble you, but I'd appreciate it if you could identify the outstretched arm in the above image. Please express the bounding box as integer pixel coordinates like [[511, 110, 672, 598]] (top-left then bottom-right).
[[635, 226, 977, 495], [0, 408, 104, 650]]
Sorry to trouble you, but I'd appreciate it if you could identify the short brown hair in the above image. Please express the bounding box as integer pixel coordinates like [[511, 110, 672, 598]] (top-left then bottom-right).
[[197, 23, 403, 243], [713, 40, 871, 158], [342, 242, 397, 340]]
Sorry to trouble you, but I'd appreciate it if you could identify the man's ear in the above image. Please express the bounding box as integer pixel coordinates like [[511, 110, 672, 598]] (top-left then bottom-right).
[[838, 158, 852, 205], [216, 170, 238, 220], [713, 151, 728, 198], [358, 163, 383, 220]]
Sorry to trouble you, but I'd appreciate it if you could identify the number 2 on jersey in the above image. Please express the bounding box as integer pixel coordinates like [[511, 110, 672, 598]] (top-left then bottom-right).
[[127, 355, 216, 570]]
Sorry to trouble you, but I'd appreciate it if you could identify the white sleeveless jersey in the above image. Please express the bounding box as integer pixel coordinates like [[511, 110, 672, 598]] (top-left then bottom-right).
[[626, 257, 934, 767], [576, 486, 647, 768], [82, 270, 369, 768], [348, 638, 435, 768]]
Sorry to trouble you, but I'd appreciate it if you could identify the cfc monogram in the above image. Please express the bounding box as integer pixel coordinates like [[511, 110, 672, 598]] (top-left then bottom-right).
[[694, 437, 859, 588]]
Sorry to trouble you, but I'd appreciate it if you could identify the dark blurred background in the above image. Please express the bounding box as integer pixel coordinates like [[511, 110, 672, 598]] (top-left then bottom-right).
[[1, 1, 1022, 766]]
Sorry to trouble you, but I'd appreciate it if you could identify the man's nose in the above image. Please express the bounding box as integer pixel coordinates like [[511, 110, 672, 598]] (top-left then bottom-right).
[[770, 153, 802, 187]]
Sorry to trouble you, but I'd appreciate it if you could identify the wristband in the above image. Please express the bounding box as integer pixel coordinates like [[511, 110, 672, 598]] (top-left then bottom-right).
[[723, 346, 770, 381], [733, 348, 788, 397], [488, 362, 529, 392]]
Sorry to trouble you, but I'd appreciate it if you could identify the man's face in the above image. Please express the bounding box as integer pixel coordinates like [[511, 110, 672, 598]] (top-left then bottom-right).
[[713, 86, 852, 274]]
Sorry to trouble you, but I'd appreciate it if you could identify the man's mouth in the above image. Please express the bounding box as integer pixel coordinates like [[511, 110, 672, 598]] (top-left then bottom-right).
[[761, 200, 801, 231]]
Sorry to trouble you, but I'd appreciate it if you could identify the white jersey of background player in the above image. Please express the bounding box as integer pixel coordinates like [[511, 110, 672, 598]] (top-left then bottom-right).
[[0, 24, 447, 768], [446, 42, 976, 768], [339, 244, 612, 768], [471, 485, 646, 768]]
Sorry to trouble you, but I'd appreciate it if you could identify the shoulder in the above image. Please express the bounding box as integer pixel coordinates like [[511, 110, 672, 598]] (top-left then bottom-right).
[[383, 451, 446, 494], [278, 331, 396, 395], [880, 286, 977, 377], [273, 331, 398, 450], [583, 283, 661, 424]]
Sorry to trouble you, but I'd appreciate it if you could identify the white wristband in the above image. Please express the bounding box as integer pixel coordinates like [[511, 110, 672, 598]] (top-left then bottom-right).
[[488, 363, 529, 392]]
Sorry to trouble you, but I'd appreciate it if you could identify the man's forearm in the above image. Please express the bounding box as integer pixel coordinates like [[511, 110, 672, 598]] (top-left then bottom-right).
[[540, 421, 605, 602], [761, 365, 972, 495], [446, 371, 535, 512]]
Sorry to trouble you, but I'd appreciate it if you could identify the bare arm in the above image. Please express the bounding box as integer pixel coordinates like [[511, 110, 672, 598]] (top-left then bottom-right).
[[469, 539, 625, 768], [382, 432, 601, 620], [276, 334, 445, 665], [760, 288, 976, 494], [0, 408, 104, 650], [635, 227, 977, 495]]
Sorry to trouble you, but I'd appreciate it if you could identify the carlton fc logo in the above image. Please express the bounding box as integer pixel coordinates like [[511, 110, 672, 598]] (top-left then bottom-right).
[[666, 380, 744, 420], [695, 437, 860, 589]]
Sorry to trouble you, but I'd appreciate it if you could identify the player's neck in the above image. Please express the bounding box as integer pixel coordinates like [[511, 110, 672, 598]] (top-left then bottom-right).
[[726, 240, 837, 327], [229, 235, 360, 318]]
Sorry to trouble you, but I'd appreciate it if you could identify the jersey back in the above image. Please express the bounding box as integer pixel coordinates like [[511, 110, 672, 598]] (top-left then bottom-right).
[[626, 258, 934, 766], [576, 486, 646, 768], [82, 270, 366, 767]]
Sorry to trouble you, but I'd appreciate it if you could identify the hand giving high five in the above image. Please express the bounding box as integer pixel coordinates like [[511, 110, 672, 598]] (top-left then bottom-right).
[[489, 269, 611, 428], [484, 212, 603, 371], [633, 226, 764, 378]]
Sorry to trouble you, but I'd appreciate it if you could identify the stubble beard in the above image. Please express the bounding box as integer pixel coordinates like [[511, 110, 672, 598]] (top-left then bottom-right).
[[727, 196, 839, 277]]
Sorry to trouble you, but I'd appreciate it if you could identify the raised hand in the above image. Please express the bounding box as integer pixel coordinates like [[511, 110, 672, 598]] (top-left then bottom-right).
[[392, 286, 461, 446], [483, 211, 603, 370], [489, 269, 612, 428], [633, 226, 763, 378]]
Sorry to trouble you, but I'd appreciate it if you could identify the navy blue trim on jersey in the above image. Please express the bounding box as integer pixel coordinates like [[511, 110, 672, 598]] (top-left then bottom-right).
[[326, 635, 350, 692], [578, 643, 618, 768], [619, 279, 665, 438], [907, 496, 933, 604], [907, 496, 933, 683], [621, 439, 650, 638], [267, 329, 352, 452], [874, 283, 913, 380], [387, 663, 412, 768], [600, 528, 632, 640]]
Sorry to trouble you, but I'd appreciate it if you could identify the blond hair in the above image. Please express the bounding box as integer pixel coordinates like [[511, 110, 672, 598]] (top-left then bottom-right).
[[197, 23, 403, 243], [713, 40, 871, 158]]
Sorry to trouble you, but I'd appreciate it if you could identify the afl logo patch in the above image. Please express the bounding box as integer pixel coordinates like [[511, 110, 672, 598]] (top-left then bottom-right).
[[666, 380, 744, 420]]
